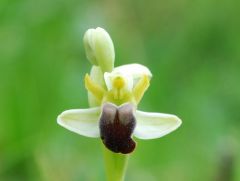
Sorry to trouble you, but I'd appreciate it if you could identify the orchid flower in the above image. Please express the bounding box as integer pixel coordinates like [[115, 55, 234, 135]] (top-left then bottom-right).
[[57, 64, 181, 153], [57, 27, 182, 181]]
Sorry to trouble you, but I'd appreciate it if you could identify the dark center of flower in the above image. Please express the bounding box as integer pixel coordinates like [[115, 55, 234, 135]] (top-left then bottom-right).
[[99, 102, 136, 154]]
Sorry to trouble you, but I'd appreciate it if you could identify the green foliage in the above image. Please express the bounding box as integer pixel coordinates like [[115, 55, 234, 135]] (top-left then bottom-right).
[[0, 0, 240, 180]]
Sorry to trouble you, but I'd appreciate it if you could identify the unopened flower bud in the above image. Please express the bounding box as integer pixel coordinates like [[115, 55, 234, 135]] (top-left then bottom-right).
[[83, 27, 115, 72]]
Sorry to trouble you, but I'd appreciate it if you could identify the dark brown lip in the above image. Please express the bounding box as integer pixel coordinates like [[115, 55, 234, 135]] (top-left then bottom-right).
[[99, 103, 136, 154]]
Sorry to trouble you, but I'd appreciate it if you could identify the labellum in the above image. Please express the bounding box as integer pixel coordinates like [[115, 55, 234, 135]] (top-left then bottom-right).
[[100, 103, 136, 154]]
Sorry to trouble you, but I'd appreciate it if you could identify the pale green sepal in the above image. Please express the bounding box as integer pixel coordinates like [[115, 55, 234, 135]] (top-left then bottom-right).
[[113, 64, 152, 86], [57, 107, 101, 138], [88, 66, 105, 107], [134, 110, 182, 139]]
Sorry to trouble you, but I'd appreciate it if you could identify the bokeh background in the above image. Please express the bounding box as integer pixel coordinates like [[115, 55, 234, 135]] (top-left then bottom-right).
[[1, 0, 240, 180]]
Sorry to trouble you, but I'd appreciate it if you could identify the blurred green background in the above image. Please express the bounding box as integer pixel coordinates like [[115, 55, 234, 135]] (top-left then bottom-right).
[[1, 0, 240, 180]]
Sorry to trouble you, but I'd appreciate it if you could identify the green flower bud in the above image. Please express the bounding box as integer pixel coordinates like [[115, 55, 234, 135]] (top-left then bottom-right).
[[83, 27, 115, 72]]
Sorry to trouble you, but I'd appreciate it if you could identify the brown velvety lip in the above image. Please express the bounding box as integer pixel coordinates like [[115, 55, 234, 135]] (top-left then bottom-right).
[[99, 103, 136, 154]]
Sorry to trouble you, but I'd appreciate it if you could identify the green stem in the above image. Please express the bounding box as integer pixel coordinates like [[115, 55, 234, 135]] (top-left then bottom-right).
[[102, 145, 129, 181]]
